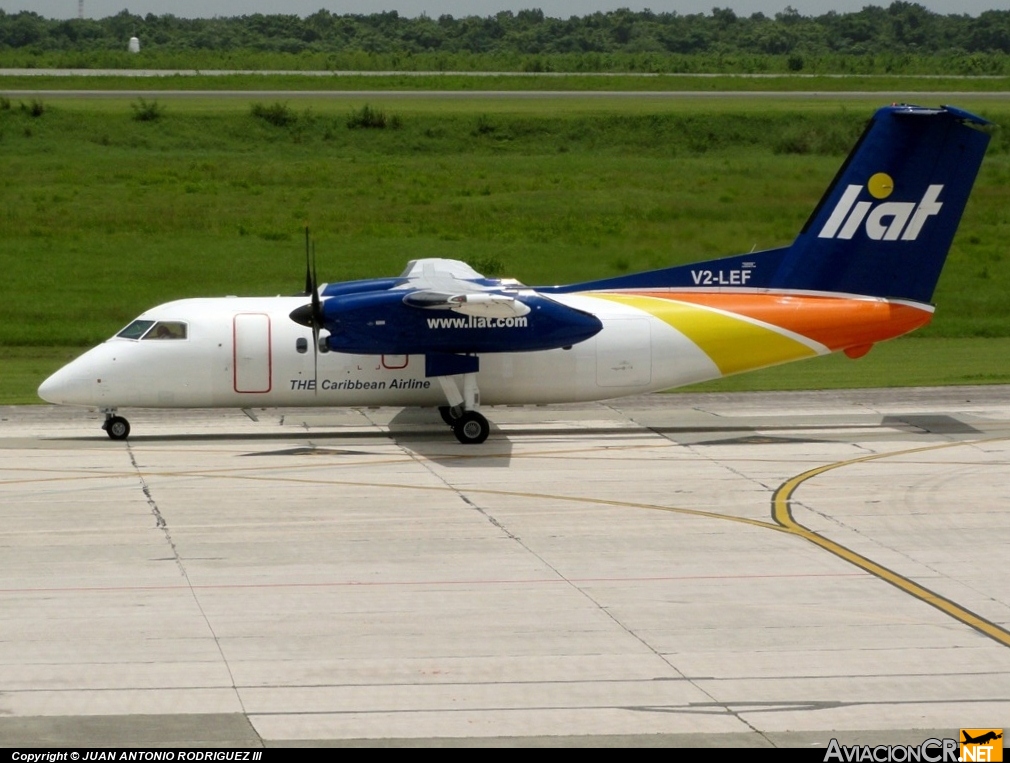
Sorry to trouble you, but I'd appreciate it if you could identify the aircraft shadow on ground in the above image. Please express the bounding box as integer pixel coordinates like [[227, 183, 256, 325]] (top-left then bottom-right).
[[383, 407, 515, 467]]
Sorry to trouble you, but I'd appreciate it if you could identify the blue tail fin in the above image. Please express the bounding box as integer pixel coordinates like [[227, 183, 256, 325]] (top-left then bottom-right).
[[772, 104, 990, 303], [551, 104, 990, 304]]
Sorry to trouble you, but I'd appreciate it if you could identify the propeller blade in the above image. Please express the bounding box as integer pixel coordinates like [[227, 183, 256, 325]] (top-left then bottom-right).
[[310, 239, 320, 395], [291, 227, 323, 395], [290, 234, 323, 330], [303, 226, 313, 296], [312, 327, 319, 396], [311, 240, 323, 328]]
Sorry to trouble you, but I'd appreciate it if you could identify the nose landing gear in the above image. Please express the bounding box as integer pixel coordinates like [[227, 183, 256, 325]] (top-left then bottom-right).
[[101, 410, 131, 441]]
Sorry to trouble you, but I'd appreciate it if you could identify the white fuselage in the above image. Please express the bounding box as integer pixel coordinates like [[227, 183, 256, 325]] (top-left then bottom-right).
[[38, 294, 731, 410]]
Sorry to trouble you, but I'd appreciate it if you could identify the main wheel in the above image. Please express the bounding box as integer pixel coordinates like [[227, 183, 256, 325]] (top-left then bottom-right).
[[452, 411, 490, 445], [105, 416, 130, 441], [438, 406, 462, 427]]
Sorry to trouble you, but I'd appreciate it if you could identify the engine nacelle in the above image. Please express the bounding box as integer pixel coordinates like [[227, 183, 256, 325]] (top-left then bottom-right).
[[300, 289, 602, 355]]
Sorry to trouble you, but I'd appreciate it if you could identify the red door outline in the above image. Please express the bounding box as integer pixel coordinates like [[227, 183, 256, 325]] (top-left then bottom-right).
[[233, 313, 272, 393]]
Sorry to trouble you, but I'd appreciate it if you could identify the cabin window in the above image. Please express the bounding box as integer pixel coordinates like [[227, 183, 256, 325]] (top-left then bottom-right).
[[296, 337, 308, 354], [142, 321, 188, 340], [117, 320, 154, 340]]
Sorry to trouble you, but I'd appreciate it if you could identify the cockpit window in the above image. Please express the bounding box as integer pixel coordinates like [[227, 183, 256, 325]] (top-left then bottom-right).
[[142, 321, 188, 340], [117, 320, 154, 340], [115, 320, 188, 340]]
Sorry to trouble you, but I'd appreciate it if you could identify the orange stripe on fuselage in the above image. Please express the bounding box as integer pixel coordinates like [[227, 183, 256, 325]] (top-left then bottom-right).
[[622, 292, 933, 351], [589, 291, 934, 380]]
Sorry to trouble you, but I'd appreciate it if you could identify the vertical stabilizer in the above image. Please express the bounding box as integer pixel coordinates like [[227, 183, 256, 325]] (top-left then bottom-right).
[[773, 104, 990, 303]]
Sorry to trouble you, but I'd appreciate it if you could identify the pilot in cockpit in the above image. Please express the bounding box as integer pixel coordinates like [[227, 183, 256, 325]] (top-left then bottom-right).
[[122, 320, 187, 340]]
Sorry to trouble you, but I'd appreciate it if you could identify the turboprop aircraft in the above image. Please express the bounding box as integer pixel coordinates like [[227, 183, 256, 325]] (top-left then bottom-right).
[[39, 104, 991, 444]]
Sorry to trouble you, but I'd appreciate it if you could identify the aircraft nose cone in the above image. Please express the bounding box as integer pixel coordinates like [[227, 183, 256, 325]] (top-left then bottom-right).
[[38, 351, 101, 406], [38, 365, 75, 404]]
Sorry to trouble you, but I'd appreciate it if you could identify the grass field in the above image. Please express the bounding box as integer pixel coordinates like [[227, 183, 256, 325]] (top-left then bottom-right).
[[1, 89, 1007, 404], [5, 72, 1010, 93]]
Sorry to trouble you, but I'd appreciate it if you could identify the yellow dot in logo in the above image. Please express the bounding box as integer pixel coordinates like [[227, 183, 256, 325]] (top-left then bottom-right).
[[867, 172, 894, 199]]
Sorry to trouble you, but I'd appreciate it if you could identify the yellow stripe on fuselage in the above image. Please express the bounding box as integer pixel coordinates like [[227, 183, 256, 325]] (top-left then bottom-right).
[[595, 293, 818, 377]]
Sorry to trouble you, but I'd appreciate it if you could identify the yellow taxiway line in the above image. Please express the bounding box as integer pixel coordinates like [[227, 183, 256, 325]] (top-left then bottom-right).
[[772, 438, 1010, 649]]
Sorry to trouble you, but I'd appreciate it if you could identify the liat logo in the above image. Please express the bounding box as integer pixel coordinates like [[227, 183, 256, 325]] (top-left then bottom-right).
[[818, 172, 944, 242]]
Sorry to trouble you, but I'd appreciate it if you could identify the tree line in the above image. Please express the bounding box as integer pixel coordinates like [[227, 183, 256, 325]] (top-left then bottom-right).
[[1, 4, 1009, 71]]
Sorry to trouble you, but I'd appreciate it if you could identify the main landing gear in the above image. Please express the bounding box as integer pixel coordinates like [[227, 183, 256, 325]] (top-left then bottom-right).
[[101, 410, 130, 441], [436, 372, 490, 444], [453, 410, 490, 444], [438, 406, 490, 444]]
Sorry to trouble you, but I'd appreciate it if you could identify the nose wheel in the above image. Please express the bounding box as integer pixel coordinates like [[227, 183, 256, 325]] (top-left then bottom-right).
[[102, 413, 131, 441]]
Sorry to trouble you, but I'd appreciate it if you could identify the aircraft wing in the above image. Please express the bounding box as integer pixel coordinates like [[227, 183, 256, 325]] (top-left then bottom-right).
[[396, 258, 488, 291], [294, 255, 600, 355], [395, 258, 532, 317]]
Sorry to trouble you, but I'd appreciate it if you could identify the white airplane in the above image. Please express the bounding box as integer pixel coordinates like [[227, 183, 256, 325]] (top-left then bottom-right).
[[39, 104, 991, 444]]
